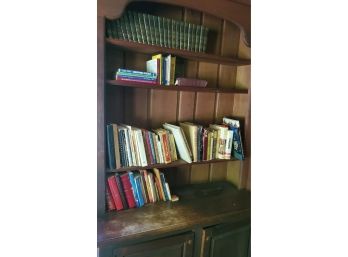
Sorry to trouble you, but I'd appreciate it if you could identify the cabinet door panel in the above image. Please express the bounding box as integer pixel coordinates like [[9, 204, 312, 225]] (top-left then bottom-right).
[[113, 232, 194, 257], [204, 223, 250, 257]]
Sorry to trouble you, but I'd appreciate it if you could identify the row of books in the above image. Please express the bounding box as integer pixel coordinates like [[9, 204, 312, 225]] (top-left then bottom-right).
[[106, 168, 173, 212], [115, 53, 176, 86], [106, 11, 209, 52], [106, 117, 244, 170]]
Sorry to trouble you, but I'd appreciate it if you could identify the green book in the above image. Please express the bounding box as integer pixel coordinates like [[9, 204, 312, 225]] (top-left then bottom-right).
[[105, 19, 112, 38], [195, 24, 201, 52], [158, 16, 163, 46], [123, 13, 132, 41], [199, 25, 204, 52], [115, 19, 124, 40], [167, 18, 172, 48], [203, 27, 209, 52], [180, 21, 185, 50], [127, 11, 138, 42], [175, 21, 180, 49], [185, 22, 189, 50], [152, 15, 159, 46], [162, 17, 167, 47], [136, 12, 146, 44], [190, 24, 196, 51], [187, 23, 192, 51], [142, 13, 150, 44], [171, 19, 176, 49]]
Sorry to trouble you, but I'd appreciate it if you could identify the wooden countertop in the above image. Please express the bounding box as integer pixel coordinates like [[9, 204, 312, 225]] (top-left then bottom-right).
[[98, 182, 251, 246]]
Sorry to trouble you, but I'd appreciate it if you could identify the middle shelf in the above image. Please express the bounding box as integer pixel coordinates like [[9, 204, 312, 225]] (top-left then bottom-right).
[[107, 158, 240, 173], [107, 79, 249, 94]]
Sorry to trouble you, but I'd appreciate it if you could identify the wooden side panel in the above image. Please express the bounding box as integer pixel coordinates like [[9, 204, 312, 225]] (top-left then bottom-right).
[[191, 163, 210, 184], [177, 92, 195, 122]]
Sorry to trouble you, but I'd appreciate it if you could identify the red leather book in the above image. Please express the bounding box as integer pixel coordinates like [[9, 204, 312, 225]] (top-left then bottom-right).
[[107, 176, 124, 211], [120, 173, 136, 208], [105, 183, 116, 211]]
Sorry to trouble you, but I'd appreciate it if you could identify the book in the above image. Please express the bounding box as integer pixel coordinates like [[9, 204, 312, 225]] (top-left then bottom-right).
[[148, 172, 158, 202], [160, 172, 169, 201], [163, 123, 192, 163], [115, 173, 128, 209], [139, 173, 149, 204], [105, 183, 116, 211], [128, 171, 140, 207], [179, 122, 198, 162], [141, 129, 154, 165], [152, 54, 164, 85], [209, 124, 229, 159], [116, 74, 157, 82], [222, 117, 245, 160], [202, 128, 208, 161], [106, 124, 116, 169], [117, 69, 157, 78], [153, 128, 172, 163], [167, 131, 178, 161], [142, 13, 150, 44], [120, 124, 136, 166], [197, 125, 203, 161], [111, 124, 122, 169], [140, 170, 152, 203], [120, 173, 136, 208], [153, 168, 166, 201], [175, 77, 208, 87], [134, 174, 145, 207], [107, 176, 124, 211], [165, 182, 172, 201], [118, 128, 129, 167], [146, 59, 160, 84], [115, 77, 158, 84]]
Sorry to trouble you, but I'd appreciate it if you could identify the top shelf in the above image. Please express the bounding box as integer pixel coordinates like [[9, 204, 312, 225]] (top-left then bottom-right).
[[106, 38, 251, 66]]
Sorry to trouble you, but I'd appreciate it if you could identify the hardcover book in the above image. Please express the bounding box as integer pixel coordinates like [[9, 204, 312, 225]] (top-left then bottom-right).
[[120, 173, 136, 208], [222, 117, 245, 160], [115, 173, 128, 209], [107, 176, 124, 211]]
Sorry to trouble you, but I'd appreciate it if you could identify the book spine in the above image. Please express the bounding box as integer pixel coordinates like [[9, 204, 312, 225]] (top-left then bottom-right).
[[198, 25, 203, 52], [117, 69, 157, 77], [148, 173, 158, 202], [134, 176, 145, 207], [136, 130, 148, 167], [143, 170, 154, 203], [160, 172, 169, 201], [187, 23, 192, 51], [175, 21, 179, 49], [195, 24, 200, 52], [196, 126, 202, 161], [190, 24, 195, 51], [105, 19, 112, 38], [120, 174, 136, 208], [203, 130, 208, 161], [161, 132, 172, 163], [158, 16, 163, 46], [119, 129, 129, 167], [165, 182, 172, 201], [118, 17, 127, 40], [142, 13, 150, 44], [155, 176, 165, 201], [128, 11, 137, 42], [115, 77, 158, 84], [167, 18, 171, 48], [151, 132, 160, 164], [123, 13, 132, 41], [115, 19, 123, 40], [183, 22, 188, 50], [224, 129, 233, 159], [171, 19, 176, 49], [106, 125, 116, 169], [142, 130, 153, 165], [179, 21, 184, 49], [136, 12, 146, 44], [115, 174, 128, 209], [112, 124, 121, 169], [170, 56, 176, 85], [105, 183, 116, 211], [162, 17, 167, 47], [139, 174, 148, 204], [155, 134, 164, 163], [128, 172, 140, 207], [107, 176, 124, 211], [203, 27, 209, 52], [147, 131, 157, 164], [116, 74, 157, 82]]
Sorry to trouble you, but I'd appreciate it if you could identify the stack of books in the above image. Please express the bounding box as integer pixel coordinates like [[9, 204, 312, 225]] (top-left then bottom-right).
[[146, 54, 176, 85], [105, 10, 209, 52], [115, 68, 157, 84], [106, 168, 173, 212], [106, 118, 244, 171]]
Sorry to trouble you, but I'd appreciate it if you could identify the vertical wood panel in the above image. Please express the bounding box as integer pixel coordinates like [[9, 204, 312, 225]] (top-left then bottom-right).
[[124, 88, 148, 128], [177, 92, 195, 122], [210, 162, 227, 182], [226, 161, 242, 187], [149, 90, 178, 128], [194, 92, 215, 125], [215, 93, 234, 122], [191, 164, 210, 184]]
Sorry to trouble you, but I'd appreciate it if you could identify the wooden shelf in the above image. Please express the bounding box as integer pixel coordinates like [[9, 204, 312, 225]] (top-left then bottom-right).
[[107, 158, 241, 173], [98, 182, 250, 244], [107, 80, 249, 94], [106, 38, 250, 66]]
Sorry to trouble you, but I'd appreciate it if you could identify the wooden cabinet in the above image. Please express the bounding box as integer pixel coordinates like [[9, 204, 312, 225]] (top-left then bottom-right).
[[112, 233, 194, 257], [202, 222, 250, 257]]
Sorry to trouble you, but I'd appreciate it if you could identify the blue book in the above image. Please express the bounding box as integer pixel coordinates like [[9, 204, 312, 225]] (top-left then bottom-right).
[[160, 172, 169, 201], [106, 125, 116, 169], [134, 175, 145, 207], [117, 69, 157, 77], [128, 172, 140, 207], [162, 58, 166, 85], [116, 74, 157, 82], [230, 127, 245, 160]]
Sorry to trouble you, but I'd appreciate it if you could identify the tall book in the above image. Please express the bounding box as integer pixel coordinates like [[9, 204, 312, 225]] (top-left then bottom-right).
[[179, 122, 198, 162], [146, 59, 160, 84], [222, 117, 245, 160], [163, 123, 192, 163], [153, 168, 166, 201], [152, 54, 164, 85], [107, 176, 124, 211], [115, 173, 128, 209], [106, 124, 116, 169], [134, 174, 145, 207], [128, 171, 140, 207], [105, 183, 116, 211], [209, 124, 229, 159], [120, 173, 136, 208]]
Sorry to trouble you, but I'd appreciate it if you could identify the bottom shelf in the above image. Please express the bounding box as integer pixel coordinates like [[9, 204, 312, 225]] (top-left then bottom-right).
[[98, 182, 250, 244], [107, 158, 242, 173]]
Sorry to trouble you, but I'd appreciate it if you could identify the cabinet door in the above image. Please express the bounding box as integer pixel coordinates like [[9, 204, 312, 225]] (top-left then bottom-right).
[[203, 222, 250, 257], [113, 232, 194, 257]]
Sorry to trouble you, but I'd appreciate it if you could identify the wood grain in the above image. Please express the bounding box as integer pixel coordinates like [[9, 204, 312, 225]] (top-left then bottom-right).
[[149, 90, 178, 128]]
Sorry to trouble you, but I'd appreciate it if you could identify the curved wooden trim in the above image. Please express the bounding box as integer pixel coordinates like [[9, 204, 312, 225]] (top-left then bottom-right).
[[100, 0, 251, 47]]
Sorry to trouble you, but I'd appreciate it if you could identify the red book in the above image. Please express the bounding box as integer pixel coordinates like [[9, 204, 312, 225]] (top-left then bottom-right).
[[141, 130, 152, 165], [105, 184, 116, 211], [120, 173, 136, 208], [107, 176, 124, 211]]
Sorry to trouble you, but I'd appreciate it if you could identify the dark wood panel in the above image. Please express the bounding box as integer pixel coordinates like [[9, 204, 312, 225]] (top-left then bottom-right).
[[215, 93, 234, 123], [191, 163, 210, 184], [177, 91, 195, 122], [210, 162, 227, 182], [123, 88, 149, 128], [106, 39, 250, 66], [203, 222, 250, 257], [149, 90, 178, 128], [194, 92, 215, 125], [113, 232, 194, 257], [98, 182, 250, 245]]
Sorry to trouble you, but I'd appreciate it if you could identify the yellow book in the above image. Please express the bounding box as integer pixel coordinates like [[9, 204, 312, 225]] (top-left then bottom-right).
[[153, 168, 166, 201], [207, 130, 212, 161], [179, 122, 198, 162], [152, 54, 163, 85]]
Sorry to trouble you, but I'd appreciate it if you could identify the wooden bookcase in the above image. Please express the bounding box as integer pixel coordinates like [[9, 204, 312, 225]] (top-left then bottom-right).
[[98, 1, 251, 256]]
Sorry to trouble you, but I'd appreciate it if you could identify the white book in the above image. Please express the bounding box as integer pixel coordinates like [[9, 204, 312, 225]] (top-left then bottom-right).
[[165, 182, 172, 201], [222, 117, 240, 128], [165, 55, 171, 85], [135, 129, 148, 167], [209, 124, 228, 159], [163, 123, 192, 163], [131, 129, 141, 166], [155, 134, 164, 163], [224, 130, 234, 159], [121, 124, 137, 166]]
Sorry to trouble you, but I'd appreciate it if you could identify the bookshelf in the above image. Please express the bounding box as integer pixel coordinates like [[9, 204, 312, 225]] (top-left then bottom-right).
[[98, 1, 250, 256]]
